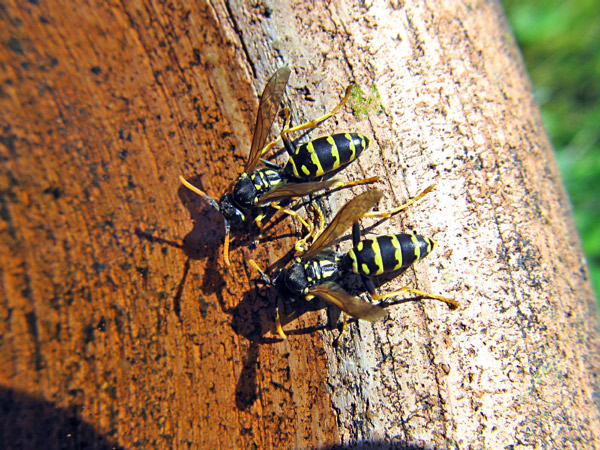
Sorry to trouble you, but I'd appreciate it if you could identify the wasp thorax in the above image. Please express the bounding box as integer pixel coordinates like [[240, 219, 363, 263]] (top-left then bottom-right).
[[219, 193, 245, 225], [232, 173, 257, 209], [283, 263, 309, 295]]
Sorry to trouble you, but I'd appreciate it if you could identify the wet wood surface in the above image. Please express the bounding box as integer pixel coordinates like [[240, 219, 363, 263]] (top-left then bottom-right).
[[1, 1, 599, 449]]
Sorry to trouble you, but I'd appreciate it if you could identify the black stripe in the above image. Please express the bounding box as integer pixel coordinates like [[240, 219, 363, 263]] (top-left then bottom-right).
[[311, 137, 338, 173], [287, 142, 319, 178], [285, 133, 369, 179], [397, 234, 431, 267], [375, 236, 400, 272], [354, 239, 380, 275], [337, 133, 369, 166]]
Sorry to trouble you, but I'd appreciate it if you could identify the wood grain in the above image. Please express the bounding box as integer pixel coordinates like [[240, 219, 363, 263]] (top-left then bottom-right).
[[1, 0, 598, 449]]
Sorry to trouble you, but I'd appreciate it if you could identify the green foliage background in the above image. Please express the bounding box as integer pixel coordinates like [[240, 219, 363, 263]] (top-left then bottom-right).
[[503, 0, 600, 300]]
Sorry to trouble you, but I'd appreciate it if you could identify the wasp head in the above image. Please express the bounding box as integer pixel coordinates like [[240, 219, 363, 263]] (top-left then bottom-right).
[[282, 262, 309, 296], [219, 193, 246, 225]]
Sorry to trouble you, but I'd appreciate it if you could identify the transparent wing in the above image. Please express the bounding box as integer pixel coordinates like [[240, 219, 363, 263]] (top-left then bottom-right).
[[309, 282, 387, 322], [245, 66, 291, 174], [302, 189, 383, 260], [257, 180, 339, 205]]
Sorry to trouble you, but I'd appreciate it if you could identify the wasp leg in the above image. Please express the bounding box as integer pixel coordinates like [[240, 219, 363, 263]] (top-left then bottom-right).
[[248, 260, 287, 339], [254, 212, 266, 229], [331, 314, 350, 348], [361, 184, 434, 219], [269, 201, 314, 250], [294, 199, 326, 252], [249, 260, 287, 339], [283, 84, 354, 137], [341, 314, 348, 333], [352, 222, 362, 247], [258, 136, 281, 158], [294, 177, 379, 252], [312, 199, 326, 239], [253, 213, 267, 246], [280, 84, 354, 155], [361, 274, 377, 296], [372, 286, 458, 308], [259, 158, 284, 170], [330, 176, 379, 190], [275, 298, 288, 339]]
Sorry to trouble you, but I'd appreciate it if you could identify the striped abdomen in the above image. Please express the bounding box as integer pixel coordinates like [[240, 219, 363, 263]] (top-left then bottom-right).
[[285, 133, 370, 179], [343, 234, 436, 276]]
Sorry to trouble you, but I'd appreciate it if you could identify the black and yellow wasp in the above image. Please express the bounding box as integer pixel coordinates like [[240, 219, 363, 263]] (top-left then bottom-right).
[[180, 67, 375, 265], [251, 188, 457, 338]]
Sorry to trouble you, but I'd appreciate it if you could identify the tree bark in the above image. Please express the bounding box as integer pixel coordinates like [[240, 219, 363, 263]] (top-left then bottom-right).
[[1, 0, 598, 449]]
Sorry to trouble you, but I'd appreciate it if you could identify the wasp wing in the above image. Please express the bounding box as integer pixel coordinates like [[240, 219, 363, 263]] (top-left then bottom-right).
[[245, 67, 291, 174], [309, 282, 387, 322], [257, 180, 339, 206], [302, 189, 383, 260]]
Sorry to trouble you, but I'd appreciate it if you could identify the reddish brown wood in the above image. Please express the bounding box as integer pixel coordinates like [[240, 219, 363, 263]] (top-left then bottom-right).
[[0, 1, 337, 448], [1, 0, 599, 449]]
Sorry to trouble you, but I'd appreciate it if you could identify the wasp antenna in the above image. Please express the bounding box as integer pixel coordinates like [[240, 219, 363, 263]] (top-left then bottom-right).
[[248, 259, 272, 285], [223, 220, 231, 267], [179, 175, 220, 211]]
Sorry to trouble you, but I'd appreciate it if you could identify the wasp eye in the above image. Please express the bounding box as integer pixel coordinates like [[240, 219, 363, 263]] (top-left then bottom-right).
[[219, 194, 245, 225], [284, 263, 308, 295]]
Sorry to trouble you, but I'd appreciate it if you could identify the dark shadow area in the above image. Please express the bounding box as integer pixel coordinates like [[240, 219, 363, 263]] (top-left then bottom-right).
[[176, 175, 300, 255], [134, 179, 286, 321], [229, 252, 433, 409], [0, 386, 126, 450], [320, 441, 431, 449], [229, 265, 335, 410], [139, 178, 446, 411]]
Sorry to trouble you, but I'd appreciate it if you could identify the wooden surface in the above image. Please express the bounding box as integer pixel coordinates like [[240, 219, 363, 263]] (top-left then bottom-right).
[[1, 1, 599, 449]]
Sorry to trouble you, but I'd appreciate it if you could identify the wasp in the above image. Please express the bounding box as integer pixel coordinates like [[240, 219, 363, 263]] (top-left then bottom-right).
[[181, 67, 376, 265], [250, 188, 457, 338]]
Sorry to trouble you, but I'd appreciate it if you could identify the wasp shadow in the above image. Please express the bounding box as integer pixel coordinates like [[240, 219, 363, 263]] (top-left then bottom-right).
[[0, 386, 127, 450], [229, 263, 333, 410], [318, 441, 429, 450], [133, 177, 296, 322], [231, 264, 430, 409]]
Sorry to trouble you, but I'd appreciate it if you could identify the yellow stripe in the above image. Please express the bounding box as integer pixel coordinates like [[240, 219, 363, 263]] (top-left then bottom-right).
[[254, 172, 266, 190], [371, 238, 384, 275], [348, 249, 358, 274], [391, 235, 403, 270], [289, 156, 300, 177], [411, 234, 421, 261], [428, 238, 437, 253], [301, 165, 311, 176], [345, 133, 356, 160], [306, 141, 325, 176], [327, 136, 340, 169], [361, 263, 370, 275], [357, 241, 363, 251], [323, 266, 336, 278]]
